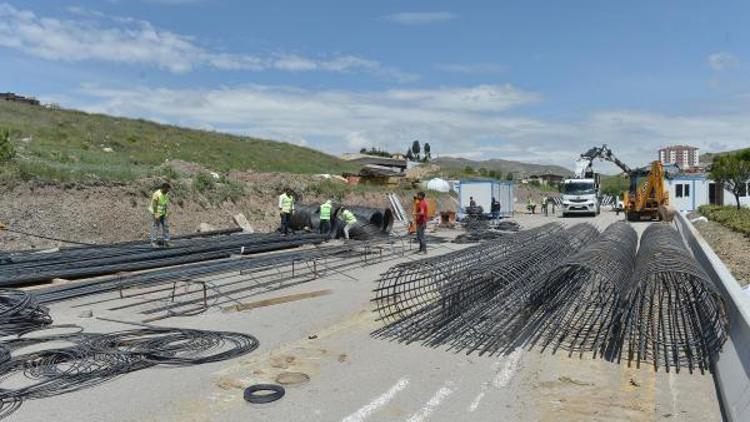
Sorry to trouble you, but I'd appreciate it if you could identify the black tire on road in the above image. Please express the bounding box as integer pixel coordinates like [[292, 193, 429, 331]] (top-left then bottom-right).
[[244, 384, 285, 404]]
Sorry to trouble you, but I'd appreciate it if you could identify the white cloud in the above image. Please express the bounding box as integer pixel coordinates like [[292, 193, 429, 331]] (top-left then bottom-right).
[[0, 3, 416, 80], [708, 52, 739, 71], [435, 63, 507, 75], [382, 12, 456, 25], [66, 83, 750, 169]]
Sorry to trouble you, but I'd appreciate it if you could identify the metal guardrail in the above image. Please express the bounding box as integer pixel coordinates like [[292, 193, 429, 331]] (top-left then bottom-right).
[[674, 211, 750, 422]]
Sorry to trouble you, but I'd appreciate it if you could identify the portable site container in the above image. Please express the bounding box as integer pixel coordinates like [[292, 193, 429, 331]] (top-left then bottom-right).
[[458, 179, 514, 217]]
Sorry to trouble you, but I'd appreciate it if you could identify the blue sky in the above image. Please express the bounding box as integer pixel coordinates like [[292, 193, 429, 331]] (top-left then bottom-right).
[[2, 0, 749, 169]]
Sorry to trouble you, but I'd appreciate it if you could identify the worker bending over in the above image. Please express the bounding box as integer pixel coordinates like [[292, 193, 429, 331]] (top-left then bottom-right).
[[149, 182, 171, 247], [415, 191, 428, 254], [526, 198, 537, 214], [340, 207, 357, 240], [278, 188, 295, 235], [319, 200, 333, 237]]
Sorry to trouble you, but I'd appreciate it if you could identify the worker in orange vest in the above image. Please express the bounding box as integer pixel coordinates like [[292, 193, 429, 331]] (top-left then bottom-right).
[[415, 191, 428, 254]]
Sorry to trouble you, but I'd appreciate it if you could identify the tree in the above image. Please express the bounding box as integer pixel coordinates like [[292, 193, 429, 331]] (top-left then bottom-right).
[[405, 149, 414, 161], [411, 140, 421, 160], [710, 150, 750, 209], [505, 172, 514, 181], [488, 170, 498, 179], [359, 147, 367, 154], [424, 143, 431, 161], [600, 175, 628, 198], [464, 166, 475, 175]]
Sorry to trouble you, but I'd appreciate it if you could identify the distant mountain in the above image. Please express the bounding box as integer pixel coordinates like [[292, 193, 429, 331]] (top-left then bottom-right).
[[433, 156, 573, 178]]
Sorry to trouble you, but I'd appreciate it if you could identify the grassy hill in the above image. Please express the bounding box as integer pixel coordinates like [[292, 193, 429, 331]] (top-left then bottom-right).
[[700, 148, 750, 165], [434, 156, 572, 179], [0, 101, 357, 183]]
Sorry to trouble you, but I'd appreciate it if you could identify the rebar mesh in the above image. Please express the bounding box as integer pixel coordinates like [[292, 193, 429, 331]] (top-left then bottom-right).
[[373, 224, 600, 356], [521, 222, 638, 358], [614, 223, 728, 373]]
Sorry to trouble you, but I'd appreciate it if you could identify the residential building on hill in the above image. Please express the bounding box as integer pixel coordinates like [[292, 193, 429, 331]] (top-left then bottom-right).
[[658, 145, 699, 169]]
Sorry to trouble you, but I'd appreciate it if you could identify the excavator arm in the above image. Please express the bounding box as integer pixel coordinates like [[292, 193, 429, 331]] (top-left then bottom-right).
[[575, 144, 631, 178]]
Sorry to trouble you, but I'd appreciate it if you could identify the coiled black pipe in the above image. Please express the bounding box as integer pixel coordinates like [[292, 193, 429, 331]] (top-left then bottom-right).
[[288, 204, 394, 239]]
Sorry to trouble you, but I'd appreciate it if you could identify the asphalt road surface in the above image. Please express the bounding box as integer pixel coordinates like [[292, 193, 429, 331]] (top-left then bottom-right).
[[15, 211, 722, 422]]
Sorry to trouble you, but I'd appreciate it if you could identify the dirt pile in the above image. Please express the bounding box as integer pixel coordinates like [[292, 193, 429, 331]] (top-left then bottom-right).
[[0, 174, 403, 251]]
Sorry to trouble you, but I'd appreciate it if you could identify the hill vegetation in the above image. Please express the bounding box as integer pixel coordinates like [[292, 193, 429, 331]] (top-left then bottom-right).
[[433, 156, 572, 180], [0, 101, 357, 184], [700, 148, 750, 165]]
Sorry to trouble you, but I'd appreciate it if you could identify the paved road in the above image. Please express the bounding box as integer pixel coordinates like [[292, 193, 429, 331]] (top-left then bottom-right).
[[18, 211, 722, 422]]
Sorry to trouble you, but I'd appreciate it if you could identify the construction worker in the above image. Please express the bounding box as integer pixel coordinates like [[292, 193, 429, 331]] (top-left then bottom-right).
[[319, 200, 333, 237], [541, 195, 549, 216], [149, 182, 171, 247], [491, 197, 501, 220], [526, 197, 536, 214], [415, 191, 428, 254], [469, 196, 477, 208], [278, 188, 295, 235], [340, 207, 357, 240]]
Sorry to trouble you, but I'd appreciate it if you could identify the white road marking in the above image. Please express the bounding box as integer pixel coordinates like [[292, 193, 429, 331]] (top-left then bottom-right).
[[406, 381, 455, 422], [341, 377, 410, 422], [668, 372, 679, 419], [493, 348, 523, 388], [468, 348, 524, 413], [468, 391, 485, 412]]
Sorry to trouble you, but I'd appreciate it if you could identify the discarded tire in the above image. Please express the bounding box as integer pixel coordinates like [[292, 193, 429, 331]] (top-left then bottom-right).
[[243, 384, 285, 404]]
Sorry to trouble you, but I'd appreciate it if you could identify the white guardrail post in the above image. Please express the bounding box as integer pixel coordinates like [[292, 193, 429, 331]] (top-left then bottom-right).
[[674, 212, 750, 421]]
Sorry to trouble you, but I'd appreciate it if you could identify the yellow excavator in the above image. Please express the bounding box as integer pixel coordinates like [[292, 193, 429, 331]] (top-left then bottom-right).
[[578, 145, 671, 221], [622, 160, 671, 221]]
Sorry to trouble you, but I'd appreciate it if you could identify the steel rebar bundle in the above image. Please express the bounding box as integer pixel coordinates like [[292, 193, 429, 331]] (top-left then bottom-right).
[[373, 223, 563, 326], [0, 233, 323, 287], [34, 240, 354, 303], [430, 224, 600, 356], [520, 222, 638, 357], [372, 224, 600, 355], [612, 223, 728, 373]]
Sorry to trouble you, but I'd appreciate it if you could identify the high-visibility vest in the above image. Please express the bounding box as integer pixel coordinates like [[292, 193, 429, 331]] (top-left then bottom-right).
[[149, 190, 169, 217], [320, 202, 332, 220], [342, 209, 357, 225], [280, 193, 294, 214]]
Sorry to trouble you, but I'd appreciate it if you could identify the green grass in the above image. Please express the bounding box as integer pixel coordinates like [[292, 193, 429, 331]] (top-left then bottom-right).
[[600, 174, 629, 197], [0, 101, 358, 184], [699, 205, 750, 236]]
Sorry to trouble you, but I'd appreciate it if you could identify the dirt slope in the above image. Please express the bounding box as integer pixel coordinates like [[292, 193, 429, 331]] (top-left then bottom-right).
[[0, 174, 404, 251]]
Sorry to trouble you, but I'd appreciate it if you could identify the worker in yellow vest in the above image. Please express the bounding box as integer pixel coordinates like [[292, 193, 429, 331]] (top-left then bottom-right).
[[340, 208, 357, 240], [319, 200, 333, 237], [149, 182, 171, 247], [278, 187, 295, 235]]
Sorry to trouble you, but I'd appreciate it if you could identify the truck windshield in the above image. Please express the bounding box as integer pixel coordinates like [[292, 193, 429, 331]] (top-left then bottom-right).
[[562, 182, 596, 195]]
